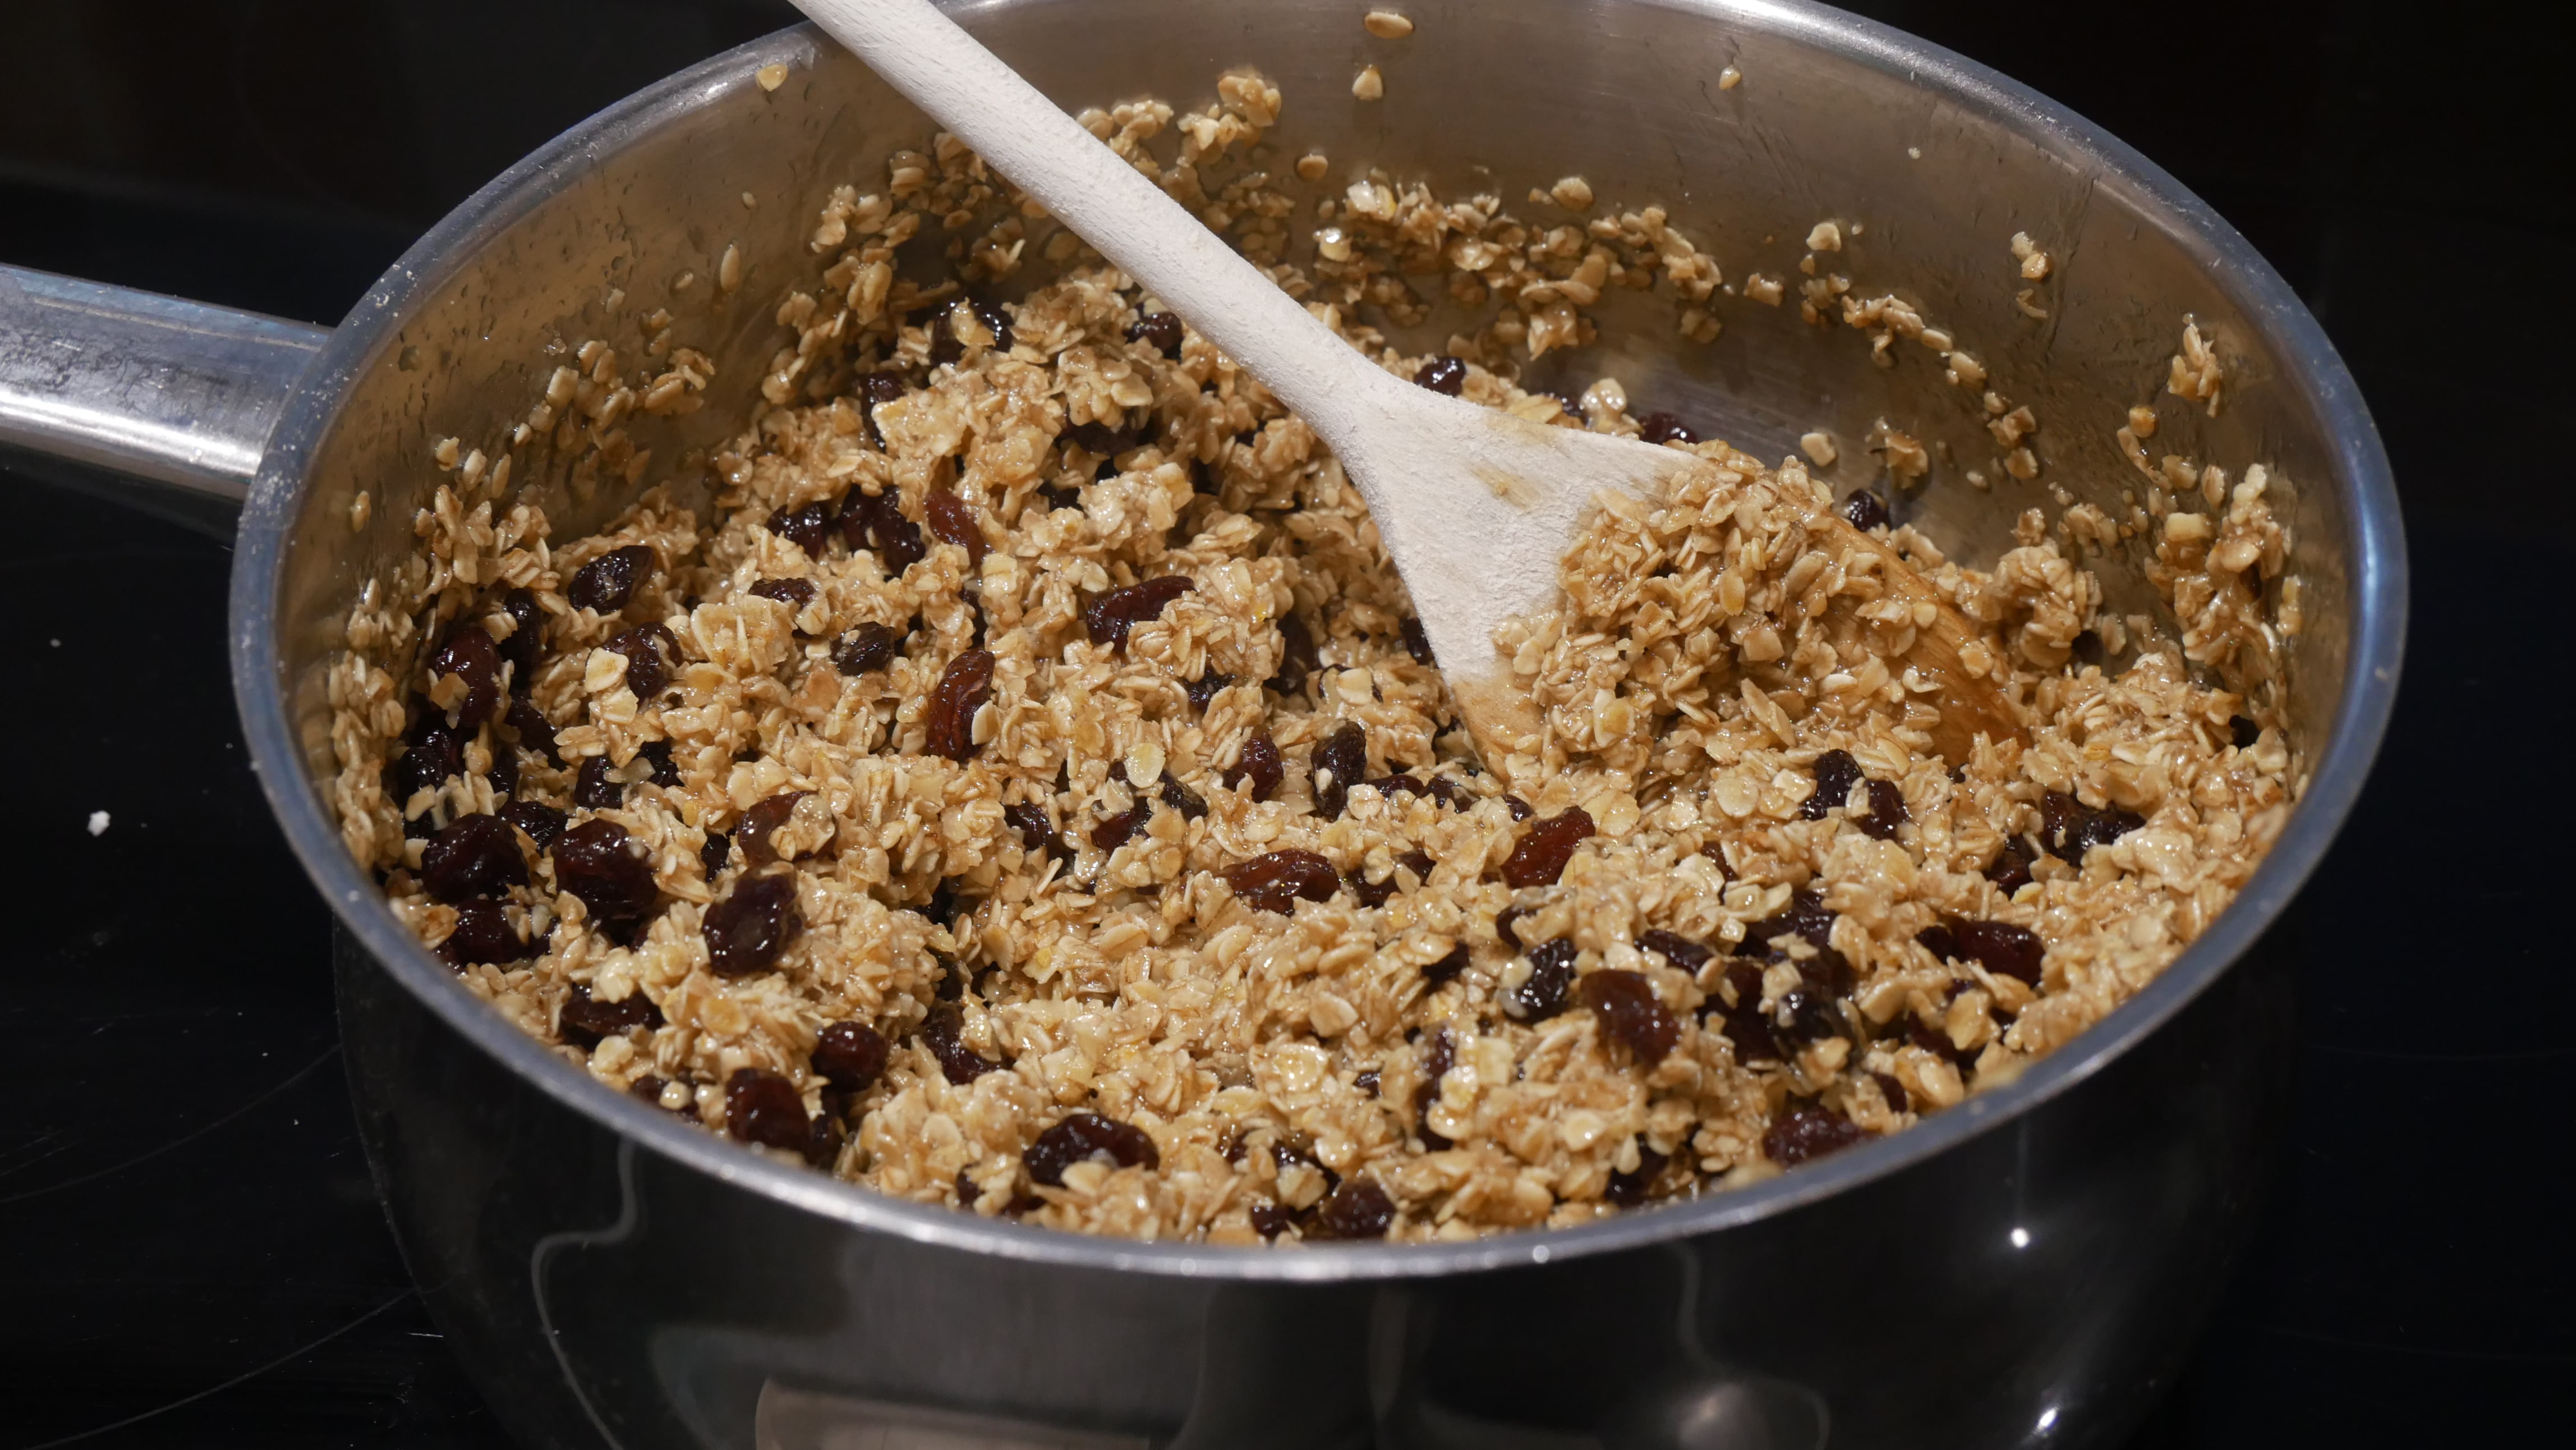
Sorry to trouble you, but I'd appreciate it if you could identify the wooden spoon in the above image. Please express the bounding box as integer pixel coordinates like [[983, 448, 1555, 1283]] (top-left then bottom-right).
[[792, 0, 2023, 766]]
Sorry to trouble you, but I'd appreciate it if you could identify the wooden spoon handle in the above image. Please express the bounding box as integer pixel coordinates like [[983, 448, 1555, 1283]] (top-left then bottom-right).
[[1808, 510, 2028, 765]]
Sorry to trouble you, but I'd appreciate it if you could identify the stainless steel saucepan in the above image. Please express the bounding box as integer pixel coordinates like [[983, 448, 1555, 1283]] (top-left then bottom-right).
[[0, 2, 2403, 1446]]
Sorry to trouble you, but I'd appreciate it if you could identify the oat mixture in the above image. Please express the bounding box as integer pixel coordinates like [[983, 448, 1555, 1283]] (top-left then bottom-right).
[[329, 71, 2298, 1244]]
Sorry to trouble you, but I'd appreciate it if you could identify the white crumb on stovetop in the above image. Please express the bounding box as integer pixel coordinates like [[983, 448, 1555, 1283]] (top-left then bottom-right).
[[87, 810, 111, 836]]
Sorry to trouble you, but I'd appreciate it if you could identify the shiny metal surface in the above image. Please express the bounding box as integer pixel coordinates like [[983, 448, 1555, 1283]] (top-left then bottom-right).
[[1, 0, 2402, 1445], [0, 263, 325, 534]]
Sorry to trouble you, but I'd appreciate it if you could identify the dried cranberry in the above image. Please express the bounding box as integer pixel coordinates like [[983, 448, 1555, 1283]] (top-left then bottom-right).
[[1604, 1141, 1670, 1208], [840, 489, 926, 572], [1128, 311, 1184, 357], [1423, 942, 1469, 986], [568, 544, 655, 614], [1856, 779, 1910, 841], [1084, 576, 1193, 650], [1310, 1178, 1396, 1240], [766, 501, 835, 557], [748, 578, 817, 622], [439, 900, 537, 967], [1494, 906, 1530, 953], [573, 756, 622, 810], [924, 648, 996, 761], [2229, 715, 2261, 750], [1222, 732, 1284, 802], [813, 1020, 891, 1093], [1949, 919, 2046, 985], [1269, 613, 1318, 694], [429, 625, 504, 729], [925, 490, 987, 569], [830, 621, 903, 677], [1024, 1111, 1160, 1186], [704, 871, 801, 978], [1091, 800, 1152, 851], [1220, 850, 1341, 914], [724, 1067, 812, 1155], [1580, 970, 1680, 1063], [1873, 1071, 1910, 1114], [1637, 411, 1698, 446], [551, 819, 660, 940], [1638, 929, 1712, 971], [1801, 750, 1864, 820], [559, 981, 664, 1048], [420, 813, 529, 902], [501, 800, 567, 851], [1184, 673, 1234, 712], [1414, 356, 1467, 396], [1310, 721, 1367, 819], [1763, 1102, 1869, 1167], [919, 1003, 1000, 1084], [1501, 807, 1595, 889], [1508, 938, 1580, 1021], [737, 791, 816, 866], [603, 624, 679, 700], [1400, 617, 1435, 665], [496, 588, 547, 688], [1841, 490, 1889, 531], [1503, 795, 1535, 823], [1986, 837, 2038, 893], [1158, 771, 1208, 822]]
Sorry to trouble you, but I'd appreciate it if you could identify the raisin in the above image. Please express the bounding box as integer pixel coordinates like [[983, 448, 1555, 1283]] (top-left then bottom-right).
[[736, 791, 813, 866], [1763, 1102, 1869, 1167], [1423, 942, 1469, 986], [1508, 938, 1579, 1021], [1310, 721, 1367, 820], [1856, 779, 1910, 841], [1494, 906, 1530, 953], [636, 741, 679, 788], [1604, 1141, 1670, 1208], [2039, 791, 2143, 861], [1951, 919, 2045, 984], [2229, 715, 2261, 750], [924, 648, 996, 761], [551, 819, 659, 940], [1220, 850, 1341, 914], [1399, 617, 1436, 665], [1128, 311, 1184, 357], [1180, 671, 1234, 711], [439, 900, 537, 967], [499, 696, 558, 766], [1841, 490, 1890, 531], [1916, 922, 1959, 963], [830, 621, 903, 677], [748, 578, 817, 624], [1269, 613, 1318, 694], [389, 731, 462, 808], [1413, 355, 1467, 396], [1873, 1071, 1910, 1114], [704, 870, 802, 978], [1222, 731, 1284, 802], [1310, 1178, 1396, 1240], [1503, 795, 1535, 823], [1775, 986, 1844, 1045], [1355, 1069, 1381, 1098], [857, 370, 908, 445], [559, 981, 664, 1048], [807, 1110, 848, 1167], [766, 501, 835, 557], [840, 489, 926, 572], [1158, 771, 1208, 822], [1091, 800, 1152, 851], [496, 588, 547, 689], [1370, 773, 1423, 801], [1744, 888, 1836, 958], [429, 625, 504, 729], [1638, 929, 1712, 972], [1637, 411, 1699, 446], [1548, 390, 1589, 423], [1249, 1203, 1296, 1240], [1711, 961, 1781, 1064], [573, 756, 622, 810], [1397, 850, 1434, 883], [813, 1020, 891, 1094], [1910, 1015, 1980, 1068], [925, 490, 987, 569], [602, 624, 679, 700], [1005, 800, 1054, 850], [1501, 807, 1595, 889], [568, 544, 655, 613], [1580, 970, 1680, 1062], [724, 1067, 812, 1155], [699, 829, 730, 880], [1986, 837, 2038, 893], [1065, 417, 1143, 457], [1024, 1111, 1160, 1186], [1346, 868, 1399, 910], [1084, 576, 1193, 650], [1700, 842, 1737, 880], [1801, 749, 1864, 820], [631, 1075, 668, 1106], [930, 297, 1014, 365], [420, 813, 529, 903], [919, 1003, 1000, 1084], [501, 800, 567, 851]]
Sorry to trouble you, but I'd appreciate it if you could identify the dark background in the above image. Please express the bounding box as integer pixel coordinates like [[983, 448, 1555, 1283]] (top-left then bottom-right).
[[1, 1, 2565, 1444]]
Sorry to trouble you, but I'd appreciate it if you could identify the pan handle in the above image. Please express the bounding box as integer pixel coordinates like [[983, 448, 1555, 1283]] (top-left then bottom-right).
[[0, 262, 330, 536]]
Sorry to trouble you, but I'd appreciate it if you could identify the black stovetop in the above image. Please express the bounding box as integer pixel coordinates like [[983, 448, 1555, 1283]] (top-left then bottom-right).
[[2, 2, 2566, 1444]]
